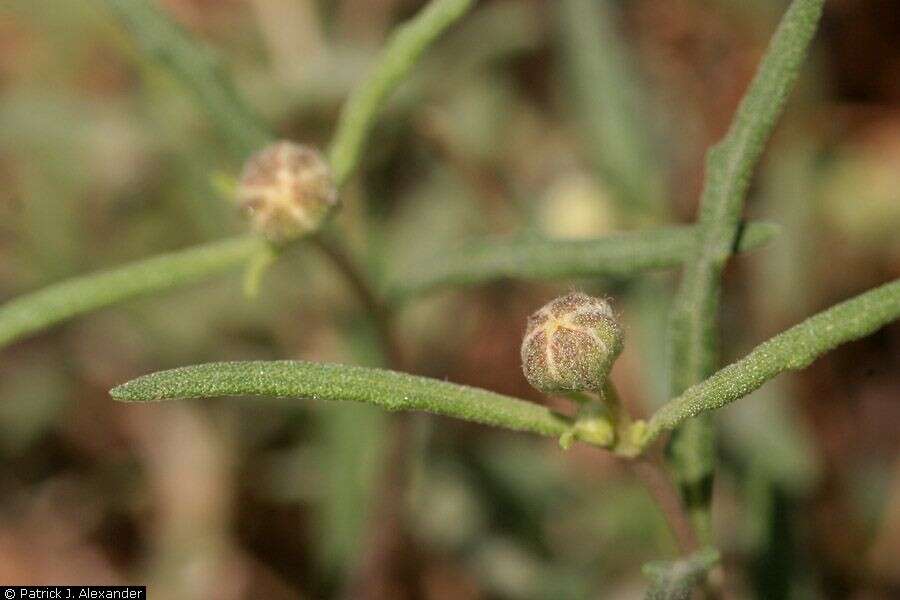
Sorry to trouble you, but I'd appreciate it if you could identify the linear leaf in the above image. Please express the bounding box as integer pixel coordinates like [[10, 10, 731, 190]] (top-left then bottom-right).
[[649, 278, 900, 441], [666, 0, 826, 536], [389, 222, 778, 302], [328, 0, 475, 187], [111, 360, 572, 438], [559, 0, 664, 213], [642, 547, 720, 600], [0, 236, 264, 350], [102, 0, 272, 158]]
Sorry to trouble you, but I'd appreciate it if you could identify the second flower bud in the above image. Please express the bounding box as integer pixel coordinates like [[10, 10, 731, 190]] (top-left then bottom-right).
[[521, 292, 623, 393]]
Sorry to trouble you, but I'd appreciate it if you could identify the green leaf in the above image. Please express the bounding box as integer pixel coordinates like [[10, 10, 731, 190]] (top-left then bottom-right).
[[328, 0, 475, 187], [0, 236, 265, 350], [101, 0, 272, 158], [389, 222, 778, 302], [666, 0, 826, 537], [111, 360, 572, 439], [648, 278, 900, 442], [670, 0, 827, 393], [558, 0, 664, 214], [642, 547, 720, 600]]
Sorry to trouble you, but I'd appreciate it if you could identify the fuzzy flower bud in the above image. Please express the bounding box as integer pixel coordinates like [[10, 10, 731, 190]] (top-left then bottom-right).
[[521, 292, 623, 393], [237, 141, 338, 242]]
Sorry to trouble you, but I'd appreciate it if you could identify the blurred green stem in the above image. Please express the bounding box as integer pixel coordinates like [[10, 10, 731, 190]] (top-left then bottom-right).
[[102, 0, 273, 158], [633, 452, 700, 557], [310, 235, 404, 369], [389, 222, 778, 303], [328, 0, 476, 187], [652, 278, 900, 441], [0, 236, 265, 350], [558, 0, 664, 216], [603, 382, 700, 556], [667, 0, 826, 539]]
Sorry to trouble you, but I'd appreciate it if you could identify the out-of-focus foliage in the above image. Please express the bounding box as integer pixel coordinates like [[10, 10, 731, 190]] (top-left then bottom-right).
[[1, 1, 899, 598]]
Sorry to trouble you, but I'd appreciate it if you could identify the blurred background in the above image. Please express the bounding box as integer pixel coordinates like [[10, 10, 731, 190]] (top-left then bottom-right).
[[1, 0, 899, 598]]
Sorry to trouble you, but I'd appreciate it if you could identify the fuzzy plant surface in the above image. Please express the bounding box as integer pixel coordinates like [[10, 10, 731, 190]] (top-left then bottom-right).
[[666, 0, 827, 538], [5, 0, 898, 598], [111, 279, 900, 451]]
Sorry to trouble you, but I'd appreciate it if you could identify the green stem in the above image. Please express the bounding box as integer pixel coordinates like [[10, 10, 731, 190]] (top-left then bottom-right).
[[310, 235, 404, 369], [591, 382, 700, 555], [388, 222, 778, 303], [650, 278, 900, 441], [558, 0, 664, 215], [0, 236, 265, 350], [102, 0, 273, 158], [328, 0, 476, 187], [632, 453, 700, 557], [667, 0, 826, 538]]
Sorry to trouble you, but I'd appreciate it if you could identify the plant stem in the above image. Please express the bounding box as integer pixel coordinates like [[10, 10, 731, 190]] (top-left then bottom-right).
[[341, 415, 416, 600], [649, 278, 900, 440], [310, 234, 425, 598], [102, 0, 272, 159], [667, 0, 826, 539], [0, 236, 265, 351], [558, 0, 664, 215], [310, 235, 404, 369], [328, 0, 476, 187], [310, 234, 418, 596], [602, 382, 699, 556], [632, 451, 700, 556], [388, 222, 778, 303]]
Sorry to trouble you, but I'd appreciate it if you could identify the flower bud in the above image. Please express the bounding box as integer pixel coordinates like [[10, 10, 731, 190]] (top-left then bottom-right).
[[237, 141, 338, 242], [521, 292, 623, 393]]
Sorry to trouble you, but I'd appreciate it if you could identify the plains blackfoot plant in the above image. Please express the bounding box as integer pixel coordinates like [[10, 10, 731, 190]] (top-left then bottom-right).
[[2, 0, 899, 597]]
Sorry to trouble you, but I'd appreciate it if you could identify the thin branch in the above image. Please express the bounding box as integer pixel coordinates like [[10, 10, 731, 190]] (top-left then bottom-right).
[[666, 0, 826, 537], [310, 235, 405, 369], [388, 222, 778, 303], [328, 0, 476, 187], [0, 236, 265, 350], [632, 451, 700, 556], [102, 0, 272, 158], [649, 278, 900, 440]]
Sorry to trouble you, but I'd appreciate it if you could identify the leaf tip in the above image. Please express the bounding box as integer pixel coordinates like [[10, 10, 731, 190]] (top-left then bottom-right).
[[109, 379, 148, 403]]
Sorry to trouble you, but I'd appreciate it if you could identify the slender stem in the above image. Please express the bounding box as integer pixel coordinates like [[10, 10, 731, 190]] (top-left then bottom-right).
[[341, 415, 416, 600], [308, 235, 415, 597], [667, 0, 826, 539], [603, 382, 700, 555], [102, 0, 272, 159], [601, 380, 634, 434], [310, 235, 404, 369], [389, 222, 778, 303], [648, 278, 900, 440], [0, 236, 265, 351], [632, 450, 700, 556], [328, 0, 476, 187]]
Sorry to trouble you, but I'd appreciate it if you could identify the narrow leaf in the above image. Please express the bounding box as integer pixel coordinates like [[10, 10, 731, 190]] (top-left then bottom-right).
[[559, 0, 664, 213], [648, 278, 900, 441], [102, 0, 273, 158], [111, 360, 572, 439], [666, 0, 826, 536], [642, 547, 720, 600], [389, 222, 778, 302], [0, 236, 264, 350], [670, 0, 827, 393], [328, 0, 475, 187]]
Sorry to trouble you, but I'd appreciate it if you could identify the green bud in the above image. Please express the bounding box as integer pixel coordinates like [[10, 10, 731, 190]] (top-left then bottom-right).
[[237, 141, 338, 242], [521, 292, 623, 393]]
